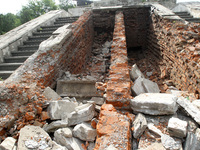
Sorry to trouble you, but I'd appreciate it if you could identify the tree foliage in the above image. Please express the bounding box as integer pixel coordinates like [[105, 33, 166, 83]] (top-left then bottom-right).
[[19, 0, 58, 23], [0, 0, 76, 35], [0, 13, 21, 35]]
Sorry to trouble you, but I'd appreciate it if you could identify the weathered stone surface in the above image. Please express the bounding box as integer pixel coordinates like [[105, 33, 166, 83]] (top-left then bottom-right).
[[184, 132, 200, 150], [54, 129, 83, 150], [73, 122, 97, 141], [0, 137, 16, 150], [51, 141, 68, 150], [131, 93, 178, 115], [143, 142, 165, 150], [130, 64, 145, 81], [54, 128, 73, 138], [90, 97, 105, 105], [18, 126, 52, 150], [177, 98, 200, 125], [147, 123, 163, 137], [168, 117, 187, 138], [131, 77, 160, 96], [67, 103, 95, 126], [196, 128, 200, 140], [48, 100, 76, 120], [43, 120, 68, 133], [94, 104, 131, 150], [56, 80, 100, 98], [43, 86, 61, 100], [105, 145, 118, 150], [132, 113, 147, 138], [192, 100, 200, 109], [161, 134, 182, 150], [88, 142, 95, 150]]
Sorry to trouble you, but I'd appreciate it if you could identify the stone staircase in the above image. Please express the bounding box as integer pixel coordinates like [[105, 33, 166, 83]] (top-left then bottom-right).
[[175, 12, 200, 23], [0, 16, 79, 80]]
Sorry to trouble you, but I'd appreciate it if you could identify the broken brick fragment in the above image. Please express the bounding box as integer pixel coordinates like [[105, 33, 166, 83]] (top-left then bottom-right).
[[25, 112, 35, 121], [94, 104, 131, 150]]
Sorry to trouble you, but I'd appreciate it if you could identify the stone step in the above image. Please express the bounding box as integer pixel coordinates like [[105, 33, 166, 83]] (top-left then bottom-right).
[[23, 40, 42, 45], [185, 18, 200, 22], [38, 28, 58, 32], [18, 45, 39, 51], [4, 56, 29, 63], [40, 24, 63, 29], [11, 50, 36, 56], [28, 35, 50, 41], [0, 71, 14, 79], [57, 16, 79, 20], [32, 31, 53, 36], [54, 20, 77, 24], [0, 63, 23, 71]]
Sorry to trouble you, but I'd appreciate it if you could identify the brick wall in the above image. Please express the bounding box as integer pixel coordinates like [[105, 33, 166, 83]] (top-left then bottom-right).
[[0, 11, 94, 118], [106, 11, 132, 109], [124, 6, 150, 50], [147, 10, 200, 98]]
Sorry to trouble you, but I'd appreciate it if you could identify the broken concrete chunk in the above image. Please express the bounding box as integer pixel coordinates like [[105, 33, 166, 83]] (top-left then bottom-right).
[[18, 125, 52, 150], [161, 134, 182, 150], [133, 113, 147, 138], [90, 97, 105, 105], [131, 93, 178, 115], [43, 86, 61, 100], [147, 123, 163, 137], [67, 103, 95, 126], [73, 122, 97, 141], [48, 100, 76, 120], [43, 120, 68, 133], [132, 77, 160, 96], [0, 137, 16, 150], [54, 128, 73, 139], [192, 100, 200, 109], [54, 129, 83, 150], [184, 132, 200, 150], [130, 64, 144, 81], [168, 117, 188, 138], [51, 141, 68, 150], [105, 145, 118, 150], [177, 98, 200, 125]]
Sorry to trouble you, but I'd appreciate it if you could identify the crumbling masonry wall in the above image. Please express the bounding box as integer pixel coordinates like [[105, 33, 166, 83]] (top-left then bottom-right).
[[146, 11, 200, 98], [0, 11, 94, 135]]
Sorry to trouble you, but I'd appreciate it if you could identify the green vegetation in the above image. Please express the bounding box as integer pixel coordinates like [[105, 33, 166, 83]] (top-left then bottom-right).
[[0, 0, 75, 35]]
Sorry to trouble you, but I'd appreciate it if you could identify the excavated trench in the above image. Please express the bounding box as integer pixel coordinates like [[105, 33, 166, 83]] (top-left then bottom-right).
[[1, 6, 200, 150]]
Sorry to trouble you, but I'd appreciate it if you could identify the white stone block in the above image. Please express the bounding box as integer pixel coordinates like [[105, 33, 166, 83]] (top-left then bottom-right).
[[131, 93, 178, 115], [0, 137, 16, 150], [168, 117, 188, 138]]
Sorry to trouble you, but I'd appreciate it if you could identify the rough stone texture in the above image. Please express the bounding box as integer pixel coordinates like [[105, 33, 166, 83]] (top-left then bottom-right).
[[56, 80, 100, 98], [73, 122, 97, 141], [0, 137, 16, 150], [90, 97, 105, 105], [51, 141, 68, 150], [147, 123, 163, 137], [43, 87, 61, 101], [131, 93, 178, 115], [54, 128, 73, 138], [43, 120, 68, 133], [54, 129, 83, 150], [177, 98, 200, 125], [18, 126, 52, 150], [184, 132, 200, 150], [161, 134, 182, 150], [132, 113, 147, 138], [48, 100, 76, 120], [131, 77, 160, 96], [106, 11, 132, 108], [67, 103, 95, 126], [129, 64, 145, 81], [168, 117, 188, 138], [94, 104, 131, 150], [192, 100, 200, 109]]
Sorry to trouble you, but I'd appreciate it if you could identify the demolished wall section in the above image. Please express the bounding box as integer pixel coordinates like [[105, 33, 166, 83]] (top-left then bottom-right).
[[0, 11, 94, 137], [147, 9, 200, 98]]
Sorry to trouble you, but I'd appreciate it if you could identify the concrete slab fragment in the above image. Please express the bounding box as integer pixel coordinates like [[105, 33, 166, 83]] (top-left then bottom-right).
[[131, 93, 178, 115], [56, 80, 100, 98]]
